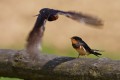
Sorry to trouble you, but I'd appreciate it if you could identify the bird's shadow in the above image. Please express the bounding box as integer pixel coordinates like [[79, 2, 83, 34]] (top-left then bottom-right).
[[41, 56, 75, 73]]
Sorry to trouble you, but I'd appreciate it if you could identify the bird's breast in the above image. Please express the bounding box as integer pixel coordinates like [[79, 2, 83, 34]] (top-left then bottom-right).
[[76, 46, 88, 56]]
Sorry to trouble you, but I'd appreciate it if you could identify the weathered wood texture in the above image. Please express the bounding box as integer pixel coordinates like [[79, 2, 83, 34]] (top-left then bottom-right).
[[0, 49, 120, 80]]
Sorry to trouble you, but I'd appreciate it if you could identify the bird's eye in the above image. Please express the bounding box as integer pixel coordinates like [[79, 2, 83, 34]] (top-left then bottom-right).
[[40, 9, 46, 14], [42, 11, 45, 13]]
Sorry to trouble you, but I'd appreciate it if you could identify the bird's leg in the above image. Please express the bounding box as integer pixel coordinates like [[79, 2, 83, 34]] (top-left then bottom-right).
[[84, 55, 87, 58], [77, 54, 80, 58]]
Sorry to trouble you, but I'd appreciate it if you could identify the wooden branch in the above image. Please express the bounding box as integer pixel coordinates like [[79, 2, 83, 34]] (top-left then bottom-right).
[[0, 49, 120, 80]]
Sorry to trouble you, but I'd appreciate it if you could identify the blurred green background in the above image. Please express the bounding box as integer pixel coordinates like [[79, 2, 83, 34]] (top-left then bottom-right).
[[0, 0, 120, 80]]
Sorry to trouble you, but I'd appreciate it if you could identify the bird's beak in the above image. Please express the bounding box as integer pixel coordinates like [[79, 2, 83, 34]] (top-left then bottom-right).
[[33, 14, 39, 17]]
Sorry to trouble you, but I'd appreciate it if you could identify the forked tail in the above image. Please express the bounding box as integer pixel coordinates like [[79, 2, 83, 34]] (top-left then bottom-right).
[[92, 49, 102, 57]]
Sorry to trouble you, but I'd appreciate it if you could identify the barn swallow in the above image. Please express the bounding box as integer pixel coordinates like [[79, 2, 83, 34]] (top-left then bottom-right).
[[36, 8, 103, 26], [71, 36, 102, 58]]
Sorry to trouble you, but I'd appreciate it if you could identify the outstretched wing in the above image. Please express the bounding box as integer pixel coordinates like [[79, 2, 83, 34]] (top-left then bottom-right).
[[57, 11, 103, 26], [38, 8, 103, 27]]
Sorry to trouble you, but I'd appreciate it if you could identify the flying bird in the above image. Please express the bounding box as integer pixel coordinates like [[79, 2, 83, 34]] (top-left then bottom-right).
[[71, 36, 102, 58], [26, 8, 103, 59], [36, 8, 103, 26]]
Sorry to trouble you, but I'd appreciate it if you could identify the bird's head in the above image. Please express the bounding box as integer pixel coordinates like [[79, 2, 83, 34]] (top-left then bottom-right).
[[71, 36, 83, 44], [38, 8, 59, 21]]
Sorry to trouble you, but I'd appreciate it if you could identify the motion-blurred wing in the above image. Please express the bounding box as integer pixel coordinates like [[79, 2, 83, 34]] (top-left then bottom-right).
[[57, 11, 103, 26]]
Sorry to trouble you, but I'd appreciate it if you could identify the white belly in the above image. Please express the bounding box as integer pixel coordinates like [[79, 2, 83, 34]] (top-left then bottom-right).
[[76, 46, 88, 56]]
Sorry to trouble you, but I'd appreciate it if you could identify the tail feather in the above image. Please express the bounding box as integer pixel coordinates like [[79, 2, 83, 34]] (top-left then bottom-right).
[[93, 52, 102, 57], [92, 49, 104, 52], [91, 49, 102, 57]]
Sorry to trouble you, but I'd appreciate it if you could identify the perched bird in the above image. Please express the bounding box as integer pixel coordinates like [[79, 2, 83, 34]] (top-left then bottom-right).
[[26, 8, 103, 59], [71, 36, 102, 58]]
